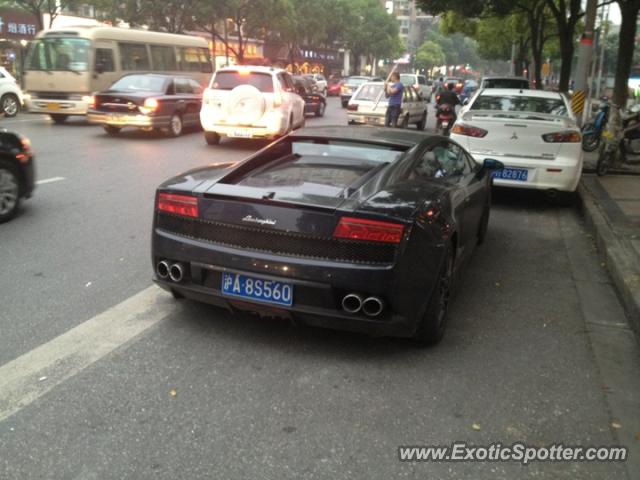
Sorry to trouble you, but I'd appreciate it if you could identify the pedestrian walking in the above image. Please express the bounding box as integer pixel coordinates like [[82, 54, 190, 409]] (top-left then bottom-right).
[[384, 72, 404, 128]]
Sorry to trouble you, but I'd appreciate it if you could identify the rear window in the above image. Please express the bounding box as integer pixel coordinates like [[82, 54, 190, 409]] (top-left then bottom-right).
[[211, 71, 274, 92], [482, 78, 529, 89], [236, 139, 405, 196], [471, 95, 568, 116], [399, 74, 416, 86], [346, 77, 368, 86], [110, 75, 166, 93], [354, 84, 384, 102]]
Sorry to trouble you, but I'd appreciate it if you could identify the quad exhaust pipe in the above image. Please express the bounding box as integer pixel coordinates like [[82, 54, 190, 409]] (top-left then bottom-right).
[[157, 260, 185, 283], [341, 293, 384, 317]]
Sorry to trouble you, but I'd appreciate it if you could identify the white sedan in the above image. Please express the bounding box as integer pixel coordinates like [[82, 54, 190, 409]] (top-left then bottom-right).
[[450, 89, 583, 200]]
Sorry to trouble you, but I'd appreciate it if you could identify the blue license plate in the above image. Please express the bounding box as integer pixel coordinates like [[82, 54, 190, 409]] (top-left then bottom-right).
[[492, 167, 528, 182], [221, 272, 294, 307]]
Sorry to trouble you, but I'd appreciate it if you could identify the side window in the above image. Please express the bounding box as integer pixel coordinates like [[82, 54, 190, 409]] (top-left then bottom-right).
[[189, 79, 203, 94], [404, 87, 414, 102], [174, 78, 191, 94], [418, 76, 426, 85], [119, 43, 150, 70], [150, 45, 177, 71], [435, 142, 468, 176], [95, 48, 115, 72], [464, 151, 479, 171]]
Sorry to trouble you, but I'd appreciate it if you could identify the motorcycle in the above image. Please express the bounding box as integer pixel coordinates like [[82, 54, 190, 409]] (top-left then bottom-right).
[[596, 104, 640, 176], [436, 104, 455, 136], [581, 98, 609, 152]]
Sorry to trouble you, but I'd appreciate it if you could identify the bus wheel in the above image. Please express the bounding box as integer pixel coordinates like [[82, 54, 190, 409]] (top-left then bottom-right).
[[50, 114, 68, 124]]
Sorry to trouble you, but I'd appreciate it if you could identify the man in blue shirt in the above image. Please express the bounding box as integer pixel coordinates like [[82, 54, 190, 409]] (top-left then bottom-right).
[[384, 72, 404, 127]]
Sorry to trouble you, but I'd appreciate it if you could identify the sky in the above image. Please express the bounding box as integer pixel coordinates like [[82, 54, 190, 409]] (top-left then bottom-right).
[[605, 3, 621, 25]]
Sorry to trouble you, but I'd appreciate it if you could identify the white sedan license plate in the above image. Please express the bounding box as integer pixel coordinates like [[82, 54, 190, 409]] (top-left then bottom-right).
[[108, 113, 126, 123], [229, 129, 253, 138], [221, 272, 293, 307], [493, 167, 529, 182]]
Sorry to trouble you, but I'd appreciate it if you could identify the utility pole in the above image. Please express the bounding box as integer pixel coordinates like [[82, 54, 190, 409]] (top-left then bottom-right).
[[571, 0, 598, 126], [595, 5, 610, 101], [509, 41, 516, 76], [584, 4, 604, 121]]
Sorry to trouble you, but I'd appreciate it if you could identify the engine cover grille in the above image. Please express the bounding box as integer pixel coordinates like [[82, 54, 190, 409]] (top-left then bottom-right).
[[157, 213, 397, 265]]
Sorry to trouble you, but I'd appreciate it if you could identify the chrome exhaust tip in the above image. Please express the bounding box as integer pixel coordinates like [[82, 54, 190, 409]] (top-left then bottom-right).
[[157, 260, 170, 279], [362, 297, 384, 317], [342, 293, 364, 314], [169, 263, 185, 283]]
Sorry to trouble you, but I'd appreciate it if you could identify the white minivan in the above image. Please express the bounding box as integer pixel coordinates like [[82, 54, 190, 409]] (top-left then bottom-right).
[[200, 66, 305, 145]]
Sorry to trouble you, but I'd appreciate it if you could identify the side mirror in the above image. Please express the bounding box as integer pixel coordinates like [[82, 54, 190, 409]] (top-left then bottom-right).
[[95, 63, 104, 74], [462, 98, 470, 106], [483, 158, 504, 171]]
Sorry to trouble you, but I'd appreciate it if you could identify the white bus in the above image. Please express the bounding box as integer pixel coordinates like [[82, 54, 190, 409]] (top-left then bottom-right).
[[23, 26, 212, 123]]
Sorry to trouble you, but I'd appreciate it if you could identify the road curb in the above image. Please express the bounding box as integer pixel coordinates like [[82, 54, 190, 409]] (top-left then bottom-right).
[[578, 180, 640, 338]]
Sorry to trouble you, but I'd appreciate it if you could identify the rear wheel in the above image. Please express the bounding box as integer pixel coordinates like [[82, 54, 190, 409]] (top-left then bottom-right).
[[315, 101, 326, 117], [205, 131, 221, 145], [0, 160, 20, 223], [413, 244, 454, 346], [400, 114, 409, 129], [103, 125, 121, 136], [50, 114, 68, 124], [416, 112, 427, 131], [1, 93, 20, 117], [167, 114, 183, 137], [596, 148, 613, 176]]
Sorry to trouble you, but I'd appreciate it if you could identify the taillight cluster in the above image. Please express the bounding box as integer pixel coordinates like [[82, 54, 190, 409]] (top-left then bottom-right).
[[333, 217, 405, 244], [157, 193, 198, 218], [542, 131, 581, 143], [347, 104, 358, 112], [451, 124, 488, 138]]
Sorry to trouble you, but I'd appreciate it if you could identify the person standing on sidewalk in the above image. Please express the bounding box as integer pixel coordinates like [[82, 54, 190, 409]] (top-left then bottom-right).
[[384, 72, 404, 128]]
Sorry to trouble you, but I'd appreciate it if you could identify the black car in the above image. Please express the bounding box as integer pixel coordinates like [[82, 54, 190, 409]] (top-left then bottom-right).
[[151, 126, 503, 344], [0, 131, 35, 223], [87, 74, 203, 137], [292, 75, 326, 117]]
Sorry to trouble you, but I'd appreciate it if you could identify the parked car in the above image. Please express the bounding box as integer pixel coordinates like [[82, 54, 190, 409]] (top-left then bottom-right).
[[347, 82, 427, 129], [0, 67, 24, 117], [292, 75, 326, 117], [304, 73, 328, 96], [87, 74, 203, 137], [0, 131, 35, 223], [480, 76, 531, 90], [443, 77, 464, 94], [340, 76, 373, 108], [400, 73, 432, 102], [151, 126, 503, 344], [450, 88, 582, 203], [327, 77, 344, 96], [200, 66, 305, 145]]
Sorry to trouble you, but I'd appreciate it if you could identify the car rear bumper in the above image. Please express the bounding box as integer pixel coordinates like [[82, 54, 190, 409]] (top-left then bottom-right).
[[152, 227, 443, 338], [467, 151, 584, 192], [87, 110, 171, 128]]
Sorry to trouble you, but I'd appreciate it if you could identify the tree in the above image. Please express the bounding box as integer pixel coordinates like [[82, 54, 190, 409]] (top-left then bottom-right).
[[9, 0, 81, 30], [611, 0, 640, 107], [415, 40, 446, 73]]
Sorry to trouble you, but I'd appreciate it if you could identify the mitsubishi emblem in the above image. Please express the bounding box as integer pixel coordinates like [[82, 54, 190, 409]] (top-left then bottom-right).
[[510, 132, 518, 140]]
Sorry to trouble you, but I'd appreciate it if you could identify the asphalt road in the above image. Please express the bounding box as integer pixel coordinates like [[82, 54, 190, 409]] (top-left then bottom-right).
[[0, 98, 638, 480]]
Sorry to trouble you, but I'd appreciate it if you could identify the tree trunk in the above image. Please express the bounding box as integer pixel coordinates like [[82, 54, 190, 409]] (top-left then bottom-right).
[[612, 1, 640, 107], [557, 29, 574, 92], [236, 18, 245, 64]]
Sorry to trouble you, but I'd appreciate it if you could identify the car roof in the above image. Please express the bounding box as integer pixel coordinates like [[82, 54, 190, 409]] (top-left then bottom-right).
[[477, 88, 563, 99], [289, 126, 434, 147], [216, 65, 283, 75], [482, 76, 529, 81]]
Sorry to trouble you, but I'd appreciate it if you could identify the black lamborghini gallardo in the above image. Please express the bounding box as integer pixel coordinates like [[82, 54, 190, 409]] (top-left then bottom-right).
[[151, 126, 503, 344]]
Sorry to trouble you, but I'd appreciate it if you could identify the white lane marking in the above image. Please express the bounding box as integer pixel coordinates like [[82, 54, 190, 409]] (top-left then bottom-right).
[[36, 176, 65, 185], [0, 285, 176, 422]]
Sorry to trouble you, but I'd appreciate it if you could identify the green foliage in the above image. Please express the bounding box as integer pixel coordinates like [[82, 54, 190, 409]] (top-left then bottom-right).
[[415, 41, 446, 70]]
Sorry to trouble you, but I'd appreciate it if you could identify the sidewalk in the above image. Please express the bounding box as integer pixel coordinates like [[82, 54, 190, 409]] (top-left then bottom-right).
[[579, 151, 640, 335]]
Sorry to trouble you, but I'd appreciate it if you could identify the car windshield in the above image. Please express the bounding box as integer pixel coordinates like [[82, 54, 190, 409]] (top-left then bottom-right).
[[347, 77, 369, 86], [212, 71, 274, 92], [237, 139, 405, 196], [110, 75, 166, 93], [25, 37, 91, 72], [472, 95, 568, 116], [483, 78, 529, 89], [399, 75, 416, 85], [354, 84, 385, 102]]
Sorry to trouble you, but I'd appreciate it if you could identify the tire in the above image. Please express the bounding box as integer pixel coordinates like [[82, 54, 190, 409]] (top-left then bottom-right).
[[103, 125, 121, 136], [1, 93, 20, 117], [400, 115, 409, 129], [581, 126, 600, 152], [596, 149, 613, 176], [50, 114, 68, 124], [205, 132, 221, 145], [416, 112, 426, 131], [413, 244, 454, 346], [0, 161, 21, 223], [167, 114, 183, 137], [315, 101, 326, 117], [341, 99, 348, 108]]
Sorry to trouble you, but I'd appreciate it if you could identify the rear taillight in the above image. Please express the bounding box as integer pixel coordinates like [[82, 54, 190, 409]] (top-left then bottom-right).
[[542, 131, 581, 143], [157, 193, 199, 218], [333, 217, 405, 244], [451, 124, 488, 138], [347, 103, 358, 111]]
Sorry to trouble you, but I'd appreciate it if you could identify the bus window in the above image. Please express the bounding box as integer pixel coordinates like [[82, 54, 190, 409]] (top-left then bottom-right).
[[119, 43, 150, 70], [177, 47, 201, 72], [150, 45, 177, 71], [198, 47, 213, 73], [95, 48, 114, 72]]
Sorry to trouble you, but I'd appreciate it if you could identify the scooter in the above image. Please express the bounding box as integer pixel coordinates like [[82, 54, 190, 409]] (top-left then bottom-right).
[[596, 104, 640, 176], [581, 98, 609, 152], [436, 104, 455, 136]]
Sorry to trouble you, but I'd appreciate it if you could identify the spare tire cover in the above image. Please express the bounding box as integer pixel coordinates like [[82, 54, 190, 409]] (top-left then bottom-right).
[[226, 84, 266, 125]]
